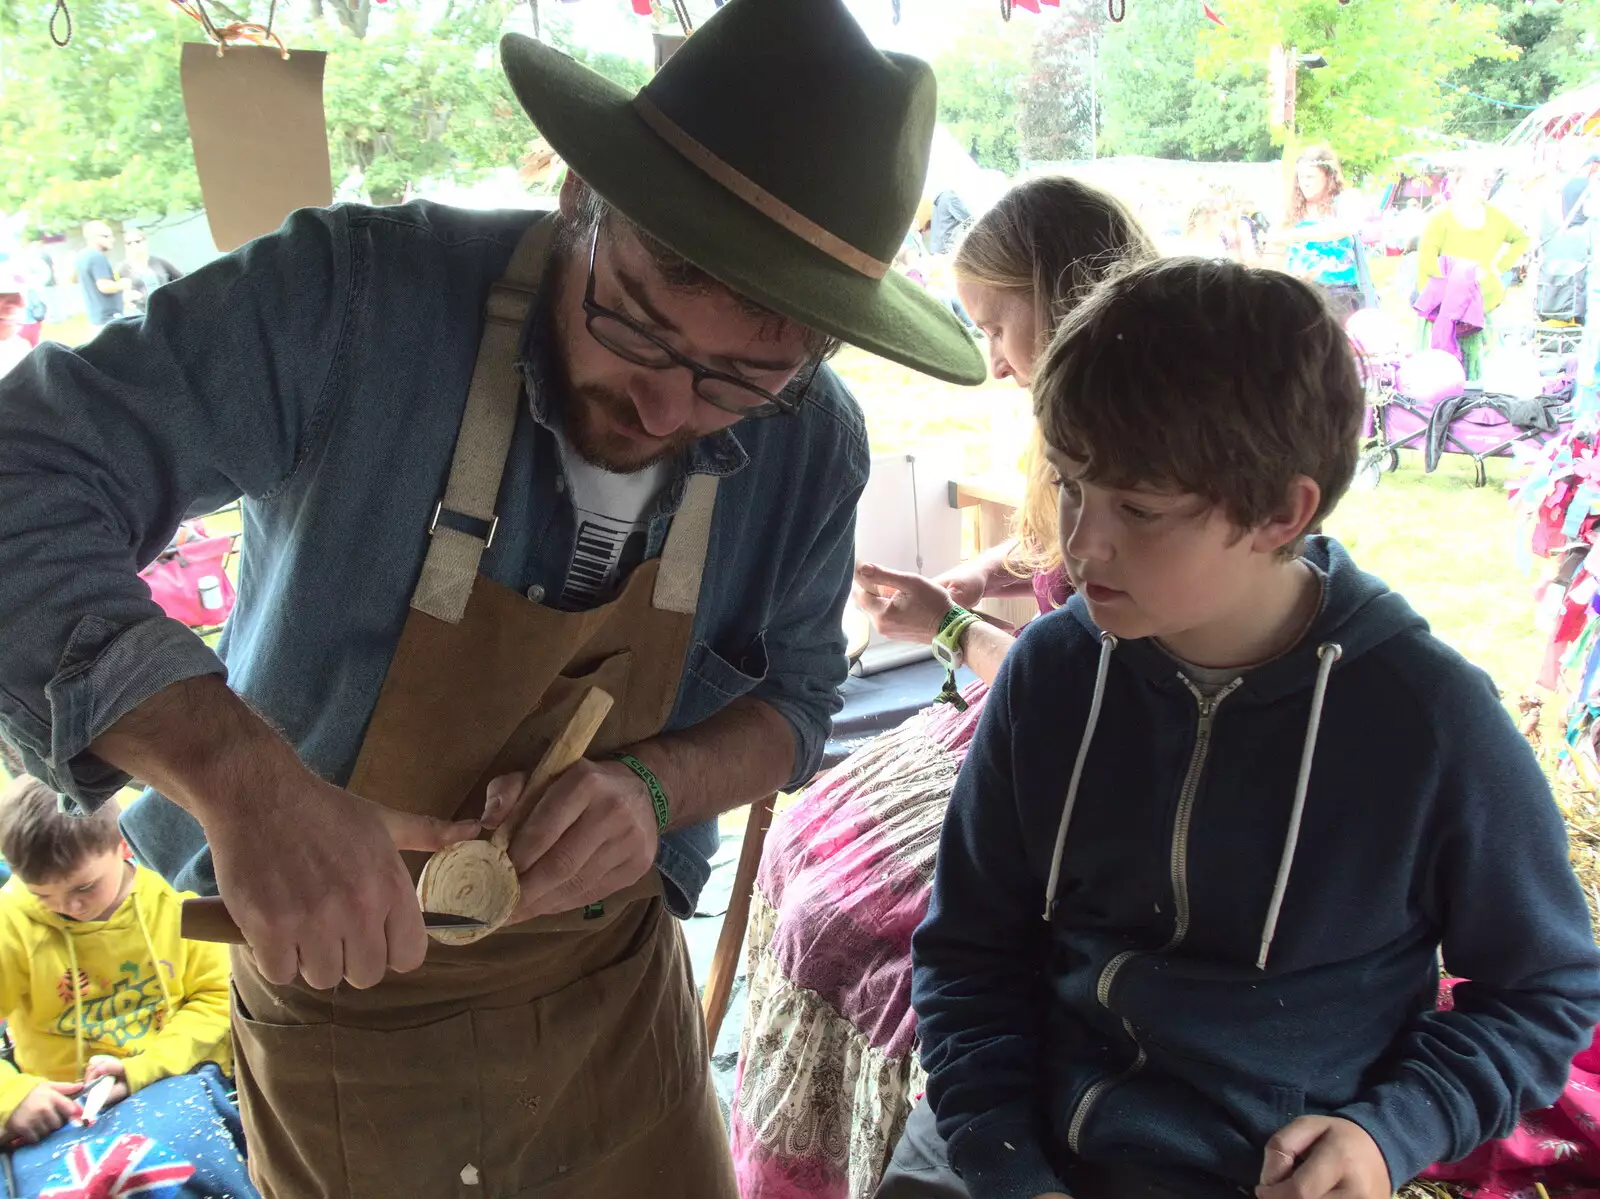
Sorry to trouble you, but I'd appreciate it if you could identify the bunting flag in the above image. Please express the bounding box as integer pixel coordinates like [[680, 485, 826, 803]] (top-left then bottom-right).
[[1203, 2, 1225, 24], [37, 1134, 196, 1199]]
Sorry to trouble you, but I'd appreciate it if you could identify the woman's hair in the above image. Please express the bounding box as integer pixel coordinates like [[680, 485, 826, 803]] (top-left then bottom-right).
[[1288, 145, 1344, 225], [952, 175, 1156, 577]]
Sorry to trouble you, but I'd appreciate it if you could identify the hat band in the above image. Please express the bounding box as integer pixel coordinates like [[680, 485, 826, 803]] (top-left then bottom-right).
[[632, 94, 890, 281]]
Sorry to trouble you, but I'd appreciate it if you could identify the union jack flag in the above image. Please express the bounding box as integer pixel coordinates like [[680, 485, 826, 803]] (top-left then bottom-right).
[[37, 1133, 195, 1199]]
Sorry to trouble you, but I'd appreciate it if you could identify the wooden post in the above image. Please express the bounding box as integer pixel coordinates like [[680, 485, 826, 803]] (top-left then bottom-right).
[[702, 791, 777, 1049]]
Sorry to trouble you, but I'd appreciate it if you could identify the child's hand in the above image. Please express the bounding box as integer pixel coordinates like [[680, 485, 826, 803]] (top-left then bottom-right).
[[4, 1080, 82, 1145], [83, 1055, 130, 1107], [1257, 1116, 1390, 1199]]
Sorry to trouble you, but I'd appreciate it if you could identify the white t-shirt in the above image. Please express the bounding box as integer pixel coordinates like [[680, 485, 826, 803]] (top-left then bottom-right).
[[553, 429, 670, 609]]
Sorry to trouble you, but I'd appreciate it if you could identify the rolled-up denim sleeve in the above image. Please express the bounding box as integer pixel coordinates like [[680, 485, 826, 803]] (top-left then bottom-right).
[[0, 207, 352, 807], [750, 423, 867, 791]]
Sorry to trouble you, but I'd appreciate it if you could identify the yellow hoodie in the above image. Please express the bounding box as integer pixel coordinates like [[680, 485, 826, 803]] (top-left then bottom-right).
[[0, 864, 231, 1123]]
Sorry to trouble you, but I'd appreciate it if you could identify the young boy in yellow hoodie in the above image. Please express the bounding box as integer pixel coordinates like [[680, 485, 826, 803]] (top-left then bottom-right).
[[0, 774, 230, 1147]]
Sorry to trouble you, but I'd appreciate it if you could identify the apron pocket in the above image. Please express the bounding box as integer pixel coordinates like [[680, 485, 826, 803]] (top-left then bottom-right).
[[333, 1013, 483, 1198], [231, 987, 343, 1199], [471, 902, 703, 1192]]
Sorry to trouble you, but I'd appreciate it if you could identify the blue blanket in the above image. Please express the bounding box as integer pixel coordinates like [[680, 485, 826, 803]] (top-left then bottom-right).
[[2, 1063, 257, 1198]]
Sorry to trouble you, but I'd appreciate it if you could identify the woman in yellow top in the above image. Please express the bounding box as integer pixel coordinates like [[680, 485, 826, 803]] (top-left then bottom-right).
[[1417, 166, 1529, 375]]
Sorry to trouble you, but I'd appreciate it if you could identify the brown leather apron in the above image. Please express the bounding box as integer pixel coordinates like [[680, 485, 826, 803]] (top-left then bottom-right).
[[228, 218, 738, 1199]]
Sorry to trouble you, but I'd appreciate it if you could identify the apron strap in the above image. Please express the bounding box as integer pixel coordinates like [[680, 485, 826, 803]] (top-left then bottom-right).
[[653, 473, 718, 615], [413, 217, 555, 623]]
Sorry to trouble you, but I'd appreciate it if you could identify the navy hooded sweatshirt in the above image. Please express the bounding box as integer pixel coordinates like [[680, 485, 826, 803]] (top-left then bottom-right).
[[912, 537, 1600, 1199]]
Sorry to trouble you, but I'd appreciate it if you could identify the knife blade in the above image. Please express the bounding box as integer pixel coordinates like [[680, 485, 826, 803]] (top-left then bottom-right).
[[74, 1075, 116, 1126], [180, 896, 488, 944]]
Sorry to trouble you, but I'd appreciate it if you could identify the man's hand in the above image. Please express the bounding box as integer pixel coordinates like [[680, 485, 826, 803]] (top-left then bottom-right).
[[89, 677, 479, 992], [4, 1081, 81, 1145], [854, 562, 962, 644], [208, 771, 480, 991], [1257, 1116, 1390, 1199], [83, 1056, 129, 1109], [485, 759, 659, 922]]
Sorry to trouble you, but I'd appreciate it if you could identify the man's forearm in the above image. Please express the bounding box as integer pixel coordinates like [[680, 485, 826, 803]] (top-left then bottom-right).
[[623, 697, 796, 828], [89, 674, 305, 824]]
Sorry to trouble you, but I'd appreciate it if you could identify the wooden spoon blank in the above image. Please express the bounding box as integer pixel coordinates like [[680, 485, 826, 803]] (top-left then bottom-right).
[[416, 686, 615, 945]]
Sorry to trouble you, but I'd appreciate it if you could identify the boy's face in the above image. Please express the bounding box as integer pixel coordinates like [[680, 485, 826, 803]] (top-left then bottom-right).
[[1046, 446, 1297, 658], [23, 847, 131, 922]]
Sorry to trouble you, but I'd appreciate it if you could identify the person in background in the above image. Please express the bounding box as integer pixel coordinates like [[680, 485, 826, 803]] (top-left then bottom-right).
[[1417, 166, 1528, 316], [0, 273, 33, 379], [730, 175, 1155, 1199], [928, 188, 974, 257], [74, 221, 129, 328], [0, 775, 231, 1147], [1277, 144, 1372, 317], [118, 228, 184, 316], [1416, 166, 1529, 379], [1561, 154, 1600, 228]]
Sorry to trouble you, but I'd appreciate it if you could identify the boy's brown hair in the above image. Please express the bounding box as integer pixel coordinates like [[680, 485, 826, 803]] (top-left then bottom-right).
[[0, 775, 122, 882], [1033, 257, 1363, 539]]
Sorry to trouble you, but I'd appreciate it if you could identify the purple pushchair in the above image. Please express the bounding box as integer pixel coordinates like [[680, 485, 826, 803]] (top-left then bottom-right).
[[1349, 311, 1576, 489]]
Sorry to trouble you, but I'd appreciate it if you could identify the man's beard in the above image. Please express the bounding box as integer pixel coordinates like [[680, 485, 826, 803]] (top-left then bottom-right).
[[562, 379, 695, 474]]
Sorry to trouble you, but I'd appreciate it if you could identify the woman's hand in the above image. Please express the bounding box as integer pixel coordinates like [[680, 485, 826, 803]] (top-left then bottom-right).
[[932, 559, 991, 609], [854, 563, 960, 645]]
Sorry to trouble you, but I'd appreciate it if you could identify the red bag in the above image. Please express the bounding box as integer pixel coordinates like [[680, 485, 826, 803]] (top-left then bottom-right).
[[138, 526, 237, 629]]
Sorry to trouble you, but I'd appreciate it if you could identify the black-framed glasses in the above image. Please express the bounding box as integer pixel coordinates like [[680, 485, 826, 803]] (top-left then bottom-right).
[[582, 223, 818, 419]]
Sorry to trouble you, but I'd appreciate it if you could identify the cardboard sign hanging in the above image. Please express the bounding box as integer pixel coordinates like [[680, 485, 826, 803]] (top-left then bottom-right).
[[180, 44, 333, 252]]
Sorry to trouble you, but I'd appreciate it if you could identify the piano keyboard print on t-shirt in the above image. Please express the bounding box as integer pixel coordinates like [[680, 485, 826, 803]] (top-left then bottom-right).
[[561, 514, 636, 608]]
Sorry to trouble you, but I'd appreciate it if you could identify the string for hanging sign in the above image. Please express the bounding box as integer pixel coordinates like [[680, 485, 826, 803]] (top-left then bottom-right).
[[1107, 0, 1125, 20], [1000, 0, 1012, 22], [670, 0, 695, 34], [169, 0, 289, 57], [49, 0, 72, 46]]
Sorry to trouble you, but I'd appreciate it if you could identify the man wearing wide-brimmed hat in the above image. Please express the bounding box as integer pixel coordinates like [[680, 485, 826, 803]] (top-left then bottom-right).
[[0, 0, 981, 1192]]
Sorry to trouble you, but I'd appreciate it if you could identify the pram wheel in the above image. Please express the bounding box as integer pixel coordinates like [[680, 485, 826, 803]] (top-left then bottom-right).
[[1354, 446, 1389, 491]]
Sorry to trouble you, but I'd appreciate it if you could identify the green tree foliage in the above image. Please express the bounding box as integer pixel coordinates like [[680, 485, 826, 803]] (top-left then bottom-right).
[[1099, 0, 1271, 162], [311, 0, 522, 204], [931, 14, 1030, 173], [1015, 2, 1101, 164], [1444, 1, 1569, 144], [1200, 0, 1509, 178], [0, 0, 581, 227], [0, 0, 204, 228]]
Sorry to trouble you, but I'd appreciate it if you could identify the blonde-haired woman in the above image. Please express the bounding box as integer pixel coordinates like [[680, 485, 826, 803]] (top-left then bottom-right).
[[730, 176, 1155, 1199]]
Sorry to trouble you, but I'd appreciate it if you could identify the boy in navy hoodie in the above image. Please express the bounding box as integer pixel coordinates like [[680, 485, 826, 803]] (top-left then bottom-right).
[[882, 258, 1600, 1199]]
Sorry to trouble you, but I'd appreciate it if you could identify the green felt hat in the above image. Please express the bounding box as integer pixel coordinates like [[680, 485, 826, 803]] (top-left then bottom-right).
[[499, 0, 986, 386]]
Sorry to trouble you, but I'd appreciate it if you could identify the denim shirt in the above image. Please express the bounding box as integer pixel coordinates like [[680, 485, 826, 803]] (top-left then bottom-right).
[[0, 202, 869, 917]]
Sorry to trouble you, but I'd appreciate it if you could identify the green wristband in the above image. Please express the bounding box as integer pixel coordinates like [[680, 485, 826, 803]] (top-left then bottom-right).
[[615, 753, 670, 833], [931, 606, 982, 711]]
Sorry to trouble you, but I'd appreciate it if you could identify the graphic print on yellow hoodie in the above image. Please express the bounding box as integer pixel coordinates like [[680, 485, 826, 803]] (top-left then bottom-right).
[[0, 863, 231, 1124]]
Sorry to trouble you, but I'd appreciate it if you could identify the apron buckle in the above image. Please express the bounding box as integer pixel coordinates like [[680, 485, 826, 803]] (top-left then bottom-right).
[[430, 500, 499, 550]]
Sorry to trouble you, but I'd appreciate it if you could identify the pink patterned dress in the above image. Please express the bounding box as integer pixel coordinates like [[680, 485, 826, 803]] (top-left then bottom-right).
[[730, 570, 1067, 1199]]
